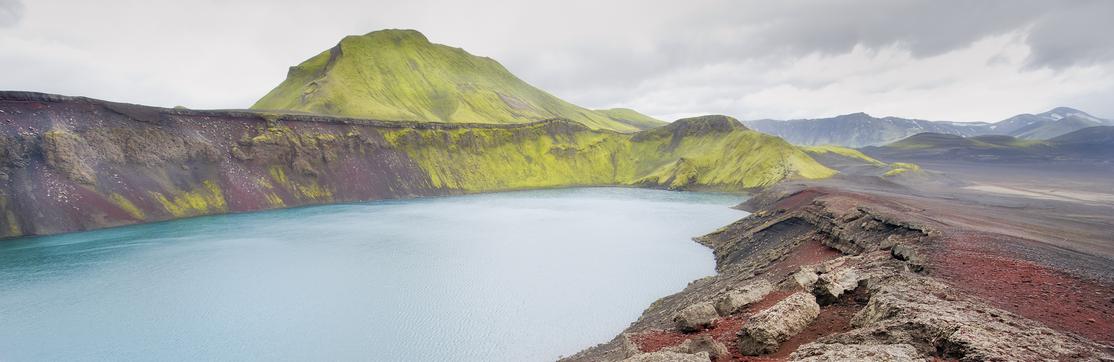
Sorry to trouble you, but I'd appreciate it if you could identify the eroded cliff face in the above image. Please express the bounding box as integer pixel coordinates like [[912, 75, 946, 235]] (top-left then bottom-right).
[[0, 92, 833, 238]]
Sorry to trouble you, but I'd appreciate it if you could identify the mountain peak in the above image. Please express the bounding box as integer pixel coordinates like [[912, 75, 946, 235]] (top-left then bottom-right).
[[632, 115, 745, 142], [670, 115, 745, 129], [834, 112, 874, 119], [251, 29, 651, 132], [1045, 106, 1084, 115], [339, 29, 431, 47], [362, 28, 428, 41], [1036, 106, 1100, 122]]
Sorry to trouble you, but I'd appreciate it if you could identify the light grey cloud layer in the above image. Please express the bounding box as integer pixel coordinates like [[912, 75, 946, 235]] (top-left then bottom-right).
[[1, 0, 1111, 122], [0, 0, 23, 27]]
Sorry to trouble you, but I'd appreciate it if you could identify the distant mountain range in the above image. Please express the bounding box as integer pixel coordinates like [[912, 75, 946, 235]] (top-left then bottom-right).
[[861, 126, 1114, 163], [990, 107, 1111, 140], [745, 107, 1112, 148], [252, 29, 664, 132]]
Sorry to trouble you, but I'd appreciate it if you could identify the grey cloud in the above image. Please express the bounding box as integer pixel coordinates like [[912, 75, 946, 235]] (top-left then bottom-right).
[[1023, 0, 1114, 69], [3, 0, 1112, 121], [0, 0, 23, 28], [511, 0, 1109, 96], [720, 1, 1043, 58]]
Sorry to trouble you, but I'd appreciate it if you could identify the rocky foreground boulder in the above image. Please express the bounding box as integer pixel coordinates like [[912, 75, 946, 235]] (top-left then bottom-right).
[[789, 343, 923, 361], [713, 279, 772, 315], [662, 335, 729, 360], [621, 350, 709, 362], [737, 292, 821, 355], [671, 302, 719, 332]]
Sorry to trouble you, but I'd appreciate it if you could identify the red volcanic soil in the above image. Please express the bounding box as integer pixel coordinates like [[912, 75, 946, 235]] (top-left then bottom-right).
[[773, 189, 823, 210], [630, 287, 864, 361], [930, 230, 1114, 344], [767, 239, 844, 278]]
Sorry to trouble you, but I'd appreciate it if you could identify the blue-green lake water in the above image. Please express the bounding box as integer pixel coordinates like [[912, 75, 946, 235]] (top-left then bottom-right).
[[0, 187, 746, 361]]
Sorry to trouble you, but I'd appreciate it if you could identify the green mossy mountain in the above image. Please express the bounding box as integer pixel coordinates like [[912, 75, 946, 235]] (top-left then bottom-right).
[[253, 29, 655, 132]]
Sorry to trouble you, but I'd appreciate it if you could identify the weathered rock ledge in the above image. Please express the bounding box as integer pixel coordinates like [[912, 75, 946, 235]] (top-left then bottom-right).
[[563, 185, 1114, 361]]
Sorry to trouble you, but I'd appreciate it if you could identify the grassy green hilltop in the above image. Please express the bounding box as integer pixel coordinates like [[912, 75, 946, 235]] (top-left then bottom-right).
[[252, 29, 659, 132]]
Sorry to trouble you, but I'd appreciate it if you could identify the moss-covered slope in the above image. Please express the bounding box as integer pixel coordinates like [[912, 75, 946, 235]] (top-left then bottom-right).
[[801, 145, 886, 167], [253, 29, 652, 132], [0, 92, 833, 238], [595, 108, 667, 130], [384, 115, 833, 192]]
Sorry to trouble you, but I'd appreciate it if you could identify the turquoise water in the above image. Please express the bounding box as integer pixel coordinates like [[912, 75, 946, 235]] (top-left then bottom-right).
[[0, 187, 746, 361]]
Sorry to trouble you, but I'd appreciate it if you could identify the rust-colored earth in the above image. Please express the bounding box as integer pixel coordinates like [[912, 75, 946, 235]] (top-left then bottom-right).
[[931, 230, 1114, 344]]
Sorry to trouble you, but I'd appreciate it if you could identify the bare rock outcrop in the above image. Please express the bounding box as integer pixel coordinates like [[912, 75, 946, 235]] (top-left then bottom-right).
[[663, 335, 729, 360], [827, 275, 1112, 361], [793, 266, 819, 288], [737, 292, 821, 355], [714, 279, 773, 315], [42, 129, 97, 184], [672, 301, 718, 332], [621, 351, 710, 362], [789, 343, 924, 361], [812, 266, 861, 304]]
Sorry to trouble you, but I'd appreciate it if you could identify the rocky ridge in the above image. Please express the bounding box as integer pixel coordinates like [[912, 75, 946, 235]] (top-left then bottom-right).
[[564, 185, 1114, 361]]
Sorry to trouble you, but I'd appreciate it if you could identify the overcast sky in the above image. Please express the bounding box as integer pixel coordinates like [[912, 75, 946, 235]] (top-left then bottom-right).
[[2, 0, 1112, 122]]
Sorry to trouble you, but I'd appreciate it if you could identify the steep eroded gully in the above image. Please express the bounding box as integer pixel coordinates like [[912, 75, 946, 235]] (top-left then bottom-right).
[[564, 185, 1114, 361]]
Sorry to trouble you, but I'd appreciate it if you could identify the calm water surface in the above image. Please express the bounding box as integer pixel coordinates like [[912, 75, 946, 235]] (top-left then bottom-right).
[[0, 187, 746, 361]]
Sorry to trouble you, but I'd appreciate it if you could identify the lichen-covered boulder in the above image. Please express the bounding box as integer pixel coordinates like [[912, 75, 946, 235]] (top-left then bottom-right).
[[673, 301, 719, 332], [664, 335, 730, 360], [622, 351, 710, 362], [789, 343, 925, 361], [737, 292, 820, 355], [714, 279, 773, 315]]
